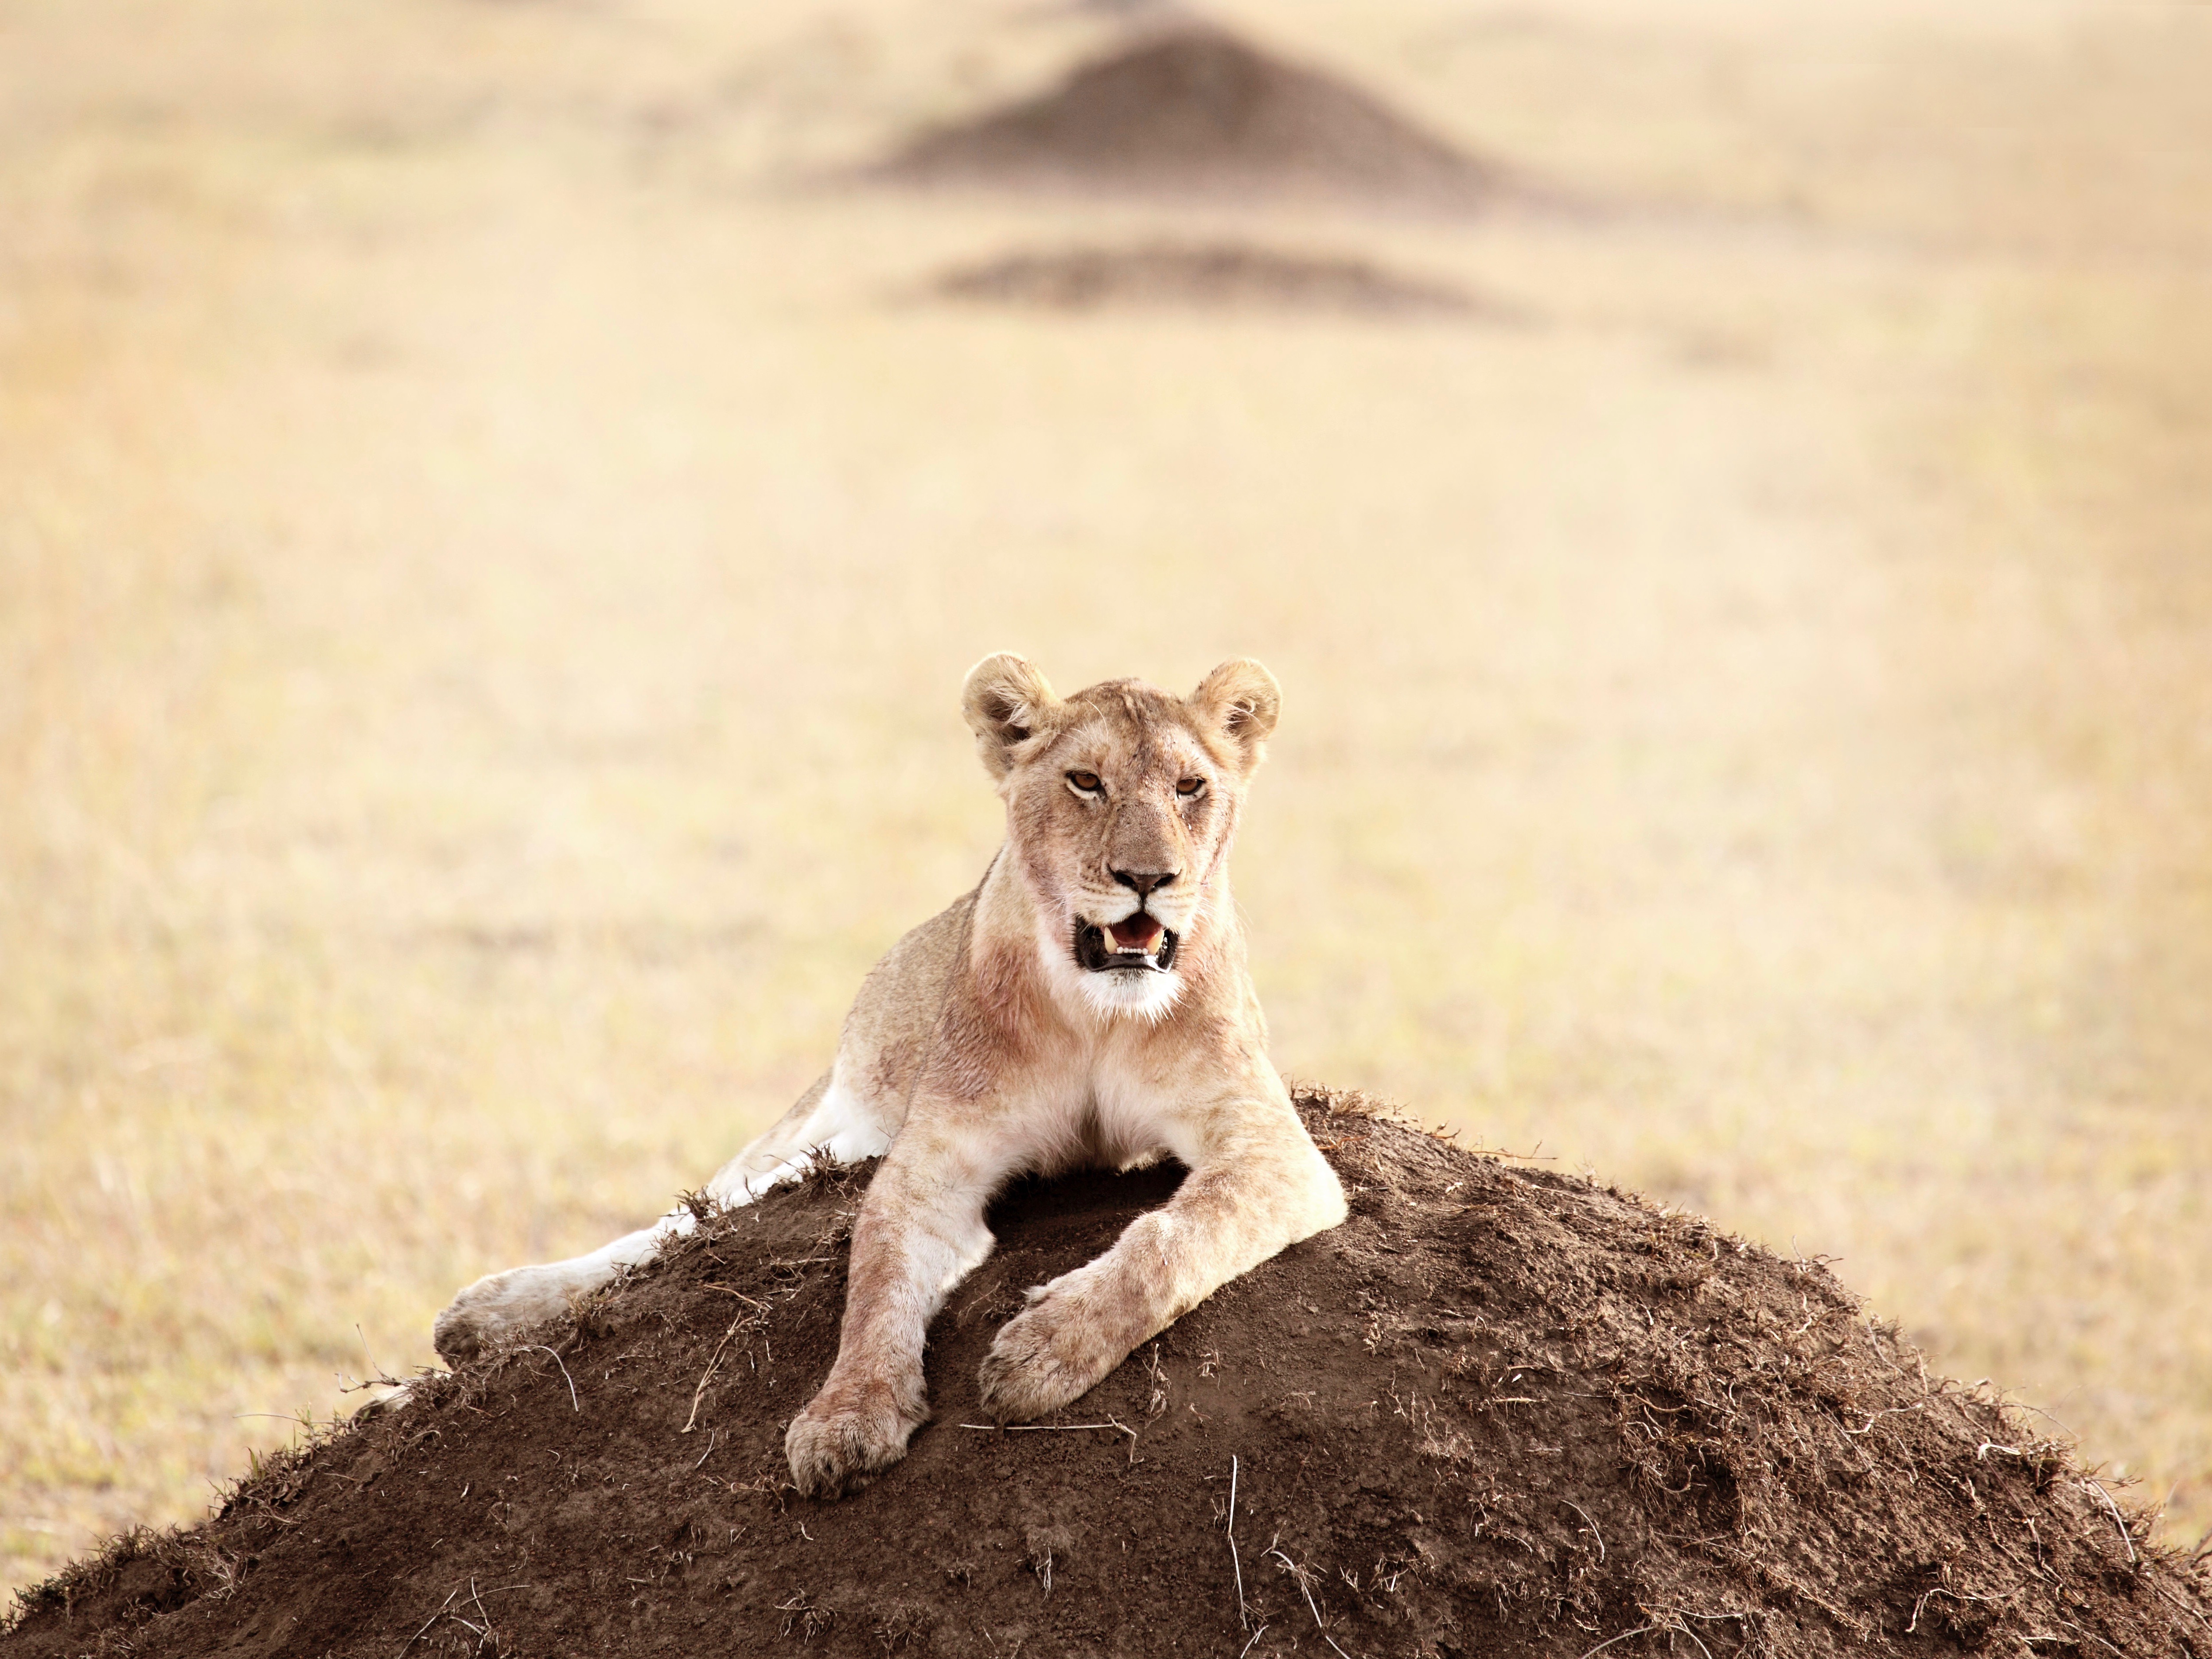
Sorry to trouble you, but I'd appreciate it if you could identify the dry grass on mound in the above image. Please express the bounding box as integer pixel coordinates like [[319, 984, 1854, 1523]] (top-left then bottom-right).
[[10, 1092, 2208, 1659]]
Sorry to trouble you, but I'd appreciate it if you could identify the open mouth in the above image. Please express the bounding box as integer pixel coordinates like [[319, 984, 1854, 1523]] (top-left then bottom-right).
[[1074, 915, 1179, 973]]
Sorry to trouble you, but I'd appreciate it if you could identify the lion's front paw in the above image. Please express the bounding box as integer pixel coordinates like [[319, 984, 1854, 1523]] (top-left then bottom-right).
[[431, 1266, 577, 1365], [784, 1381, 923, 1499], [977, 1279, 1129, 1423]]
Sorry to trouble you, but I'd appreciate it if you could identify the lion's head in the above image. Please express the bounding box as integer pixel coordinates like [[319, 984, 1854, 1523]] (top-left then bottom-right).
[[961, 654, 1280, 1022]]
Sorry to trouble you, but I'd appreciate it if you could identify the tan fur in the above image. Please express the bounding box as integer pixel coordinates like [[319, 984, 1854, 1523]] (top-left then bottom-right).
[[427, 657, 1346, 1498]]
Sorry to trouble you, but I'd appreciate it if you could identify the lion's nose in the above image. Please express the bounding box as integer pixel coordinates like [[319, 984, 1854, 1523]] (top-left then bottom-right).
[[1111, 868, 1177, 898]]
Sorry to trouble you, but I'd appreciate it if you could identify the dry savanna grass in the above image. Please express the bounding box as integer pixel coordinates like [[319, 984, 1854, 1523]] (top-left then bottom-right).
[[4, 0, 2210, 1600]]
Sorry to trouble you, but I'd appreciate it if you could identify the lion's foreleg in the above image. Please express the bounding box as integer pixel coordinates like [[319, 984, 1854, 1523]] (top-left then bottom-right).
[[783, 1146, 996, 1497], [977, 1116, 1345, 1422]]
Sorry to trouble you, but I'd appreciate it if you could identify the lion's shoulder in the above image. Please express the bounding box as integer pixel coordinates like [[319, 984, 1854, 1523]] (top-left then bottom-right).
[[839, 887, 978, 1087]]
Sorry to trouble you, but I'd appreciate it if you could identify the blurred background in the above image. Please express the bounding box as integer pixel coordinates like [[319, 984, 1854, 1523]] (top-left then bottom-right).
[[4, 0, 2209, 1598]]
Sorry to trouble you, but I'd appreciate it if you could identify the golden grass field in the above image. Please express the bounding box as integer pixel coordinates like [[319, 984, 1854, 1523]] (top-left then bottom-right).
[[4, 0, 2210, 1599]]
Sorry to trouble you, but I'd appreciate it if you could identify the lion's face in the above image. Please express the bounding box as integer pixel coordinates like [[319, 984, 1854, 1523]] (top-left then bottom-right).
[[963, 656, 1280, 1021]]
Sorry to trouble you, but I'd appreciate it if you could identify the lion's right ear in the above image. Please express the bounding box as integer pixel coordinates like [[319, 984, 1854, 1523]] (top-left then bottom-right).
[[961, 653, 1061, 781], [1191, 658, 1281, 776]]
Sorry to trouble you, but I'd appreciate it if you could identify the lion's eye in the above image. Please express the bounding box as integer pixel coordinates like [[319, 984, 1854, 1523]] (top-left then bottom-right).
[[1176, 776, 1205, 797], [1066, 770, 1102, 795]]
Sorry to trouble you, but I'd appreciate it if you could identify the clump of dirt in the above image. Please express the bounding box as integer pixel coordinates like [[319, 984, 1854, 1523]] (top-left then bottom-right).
[[875, 26, 1496, 209], [929, 241, 1492, 316], [9, 1087, 2208, 1657]]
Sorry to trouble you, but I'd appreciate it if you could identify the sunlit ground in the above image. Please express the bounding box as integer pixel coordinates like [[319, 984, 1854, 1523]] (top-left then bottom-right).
[[4, 0, 2209, 1597]]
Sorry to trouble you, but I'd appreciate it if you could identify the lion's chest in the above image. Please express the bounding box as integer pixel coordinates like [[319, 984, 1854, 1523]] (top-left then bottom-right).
[[1002, 1055, 1197, 1179]]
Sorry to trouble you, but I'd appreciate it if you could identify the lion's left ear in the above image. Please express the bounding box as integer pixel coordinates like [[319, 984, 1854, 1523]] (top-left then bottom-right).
[[1190, 658, 1281, 775], [962, 652, 1063, 782]]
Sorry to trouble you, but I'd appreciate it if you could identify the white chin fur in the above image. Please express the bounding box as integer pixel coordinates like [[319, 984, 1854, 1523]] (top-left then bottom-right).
[[1074, 966, 1183, 1023]]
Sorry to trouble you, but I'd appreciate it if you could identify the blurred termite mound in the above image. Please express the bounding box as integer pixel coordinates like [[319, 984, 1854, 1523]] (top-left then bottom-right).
[[873, 22, 1497, 209], [9, 1094, 2205, 1658], [927, 240, 1499, 317]]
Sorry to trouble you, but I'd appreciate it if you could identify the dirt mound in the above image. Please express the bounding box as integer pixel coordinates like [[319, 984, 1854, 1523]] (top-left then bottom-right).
[[9, 1088, 2208, 1658], [876, 26, 1495, 208], [929, 241, 1488, 316]]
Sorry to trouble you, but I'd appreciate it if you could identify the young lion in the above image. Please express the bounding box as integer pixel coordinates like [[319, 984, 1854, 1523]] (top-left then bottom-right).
[[429, 654, 1348, 1496]]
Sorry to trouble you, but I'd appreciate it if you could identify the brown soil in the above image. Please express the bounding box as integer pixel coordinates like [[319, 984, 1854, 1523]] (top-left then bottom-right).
[[928, 242, 1489, 316], [8, 1089, 2208, 1658], [874, 26, 1496, 209]]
